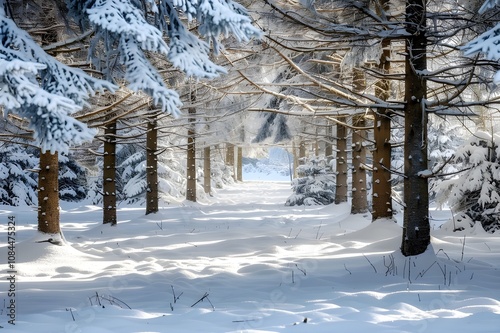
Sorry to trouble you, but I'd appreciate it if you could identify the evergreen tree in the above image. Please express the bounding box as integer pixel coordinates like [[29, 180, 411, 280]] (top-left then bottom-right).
[[58, 152, 89, 202], [286, 156, 335, 206], [0, 143, 38, 205], [436, 131, 500, 232], [0, 1, 116, 153]]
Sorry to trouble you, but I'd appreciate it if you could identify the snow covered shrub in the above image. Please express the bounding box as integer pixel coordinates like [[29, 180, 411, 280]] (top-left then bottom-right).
[[436, 131, 500, 232], [286, 156, 335, 206], [0, 145, 87, 205], [0, 144, 38, 205], [88, 142, 188, 205], [59, 152, 88, 202]]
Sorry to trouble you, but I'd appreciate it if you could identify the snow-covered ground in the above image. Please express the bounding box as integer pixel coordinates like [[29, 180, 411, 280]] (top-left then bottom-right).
[[1, 182, 500, 332]]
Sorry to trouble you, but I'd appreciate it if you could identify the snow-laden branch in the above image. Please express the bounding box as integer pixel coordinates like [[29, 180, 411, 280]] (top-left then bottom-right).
[[0, 12, 116, 152], [0, 59, 95, 153], [120, 36, 182, 117], [88, 0, 169, 53]]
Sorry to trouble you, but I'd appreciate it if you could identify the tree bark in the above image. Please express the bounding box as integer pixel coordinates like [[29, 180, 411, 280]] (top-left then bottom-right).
[[186, 106, 197, 202], [204, 146, 211, 195], [325, 124, 333, 167], [103, 122, 117, 225], [292, 140, 298, 179], [402, 0, 430, 256], [335, 117, 348, 204], [236, 146, 243, 182], [146, 118, 158, 215], [298, 139, 307, 176], [351, 116, 368, 214], [38, 150, 60, 234], [226, 142, 235, 179], [372, 31, 393, 221]]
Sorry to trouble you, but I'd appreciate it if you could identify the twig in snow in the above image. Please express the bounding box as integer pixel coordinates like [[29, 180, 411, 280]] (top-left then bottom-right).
[[191, 292, 214, 311], [66, 308, 75, 321], [232, 319, 258, 323], [384, 254, 395, 276], [415, 261, 437, 280], [156, 221, 163, 230], [295, 264, 306, 276], [96, 292, 102, 307], [363, 254, 377, 273], [294, 229, 302, 239], [461, 235, 466, 262], [171, 285, 182, 304], [436, 248, 451, 260], [344, 263, 352, 275], [484, 243, 491, 251], [316, 222, 323, 240]]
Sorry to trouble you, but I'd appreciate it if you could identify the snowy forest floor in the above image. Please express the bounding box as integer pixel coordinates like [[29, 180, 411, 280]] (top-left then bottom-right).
[[1, 182, 500, 332]]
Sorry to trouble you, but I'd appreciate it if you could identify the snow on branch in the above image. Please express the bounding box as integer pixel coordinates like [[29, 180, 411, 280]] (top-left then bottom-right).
[[463, 25, 500, 61], [479, 0, 500, 14], [463, 0, 500, 83], [120, 37, 182, 116], [0, 59, 95, 153], [87, 0, 169, 53], [167, 7, 226, 78], [197, 0, 262, 51], [0, 12, 115, 152]]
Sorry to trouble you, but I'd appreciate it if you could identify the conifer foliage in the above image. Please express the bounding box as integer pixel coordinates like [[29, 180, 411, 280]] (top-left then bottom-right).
[[437, 131, 500, 232], [286, 156, 335, 206], [0, 0, 260, 153], [0, 2, 115, 153], [66, 0, 261, 116], [0, 144, 38, 205]]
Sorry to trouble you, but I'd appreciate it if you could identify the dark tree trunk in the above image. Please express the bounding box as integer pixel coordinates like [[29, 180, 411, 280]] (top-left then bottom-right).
[[335, 117, 348, 204], [103, 122, 117, 225], [146, 119, 158, 215], [325, 124, 333, 166], [186, 106, 197, 202], [293, 140, 298, 178], [402, 0, 430, 256], [372, 34, 393, 221], [204, 146, 211, 195], [226, 142, 235, 179], [236, 146, 243, 182], [38, 151, 60, 234], [351, 116, 368, 214]]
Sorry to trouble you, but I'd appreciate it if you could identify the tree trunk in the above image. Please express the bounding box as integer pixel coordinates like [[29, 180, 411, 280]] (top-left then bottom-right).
[[236, 146, 243, 182], [204, 146, 211, 195], [314, 127, 320, 156], [351, 116, 368, 214], [38, 150, 60, 234], [351, 67, 368, 213], [335, 117, 348, 204], [325, 124, 333, 167], [103, 122, 117, 225], [226, 142, 235, 179], [186, 106, 197, 202], [402, 0, 430, 256], [372, 31, 393, 221], [292, 140, 298, 178], [146, 119, 158, 215]]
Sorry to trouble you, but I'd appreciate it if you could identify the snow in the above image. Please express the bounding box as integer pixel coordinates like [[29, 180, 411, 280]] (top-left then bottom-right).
[[1, 182, 500, 332]]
